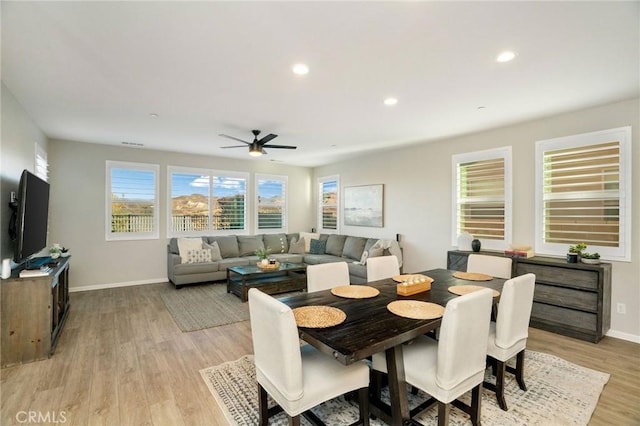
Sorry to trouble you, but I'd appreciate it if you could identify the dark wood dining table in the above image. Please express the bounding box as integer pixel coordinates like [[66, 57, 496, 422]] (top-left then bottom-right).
[[278, 268, 505, 426]]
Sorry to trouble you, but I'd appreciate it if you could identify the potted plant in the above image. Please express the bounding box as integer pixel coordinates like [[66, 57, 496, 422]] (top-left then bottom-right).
[[581, 252, 601, 264], [567, 242, 586, 263], [255, 247, 272, 265], [49, 244, 62, 259]]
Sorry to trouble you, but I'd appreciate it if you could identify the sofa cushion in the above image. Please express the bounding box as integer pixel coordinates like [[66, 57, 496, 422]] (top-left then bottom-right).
[[348, 262, 367, 279], [207, 235, 240, 258], [303, 254, 345, 265], [364, 238, 380, 253], [203, 241, 223, 261], [177, 237, 204, 263], [270, 253, 304, 263], [288, 238, 306, 254], [238, 235, 265, 257], [186, 248, 212, 264], [299, 232, 320, 252], [173, 261, 219, 275], [309, 239, 327, 254], [342, 236, 367, 261], [217, 257, 251, 271], [263, 233, 289, 254], [325, 234, 347, 257]]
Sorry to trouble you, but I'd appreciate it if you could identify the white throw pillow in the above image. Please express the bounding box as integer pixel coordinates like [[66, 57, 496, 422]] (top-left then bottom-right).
[[177, 237, 203, 263], [299, 232, 320, 253], [186, 249, 212, 264]]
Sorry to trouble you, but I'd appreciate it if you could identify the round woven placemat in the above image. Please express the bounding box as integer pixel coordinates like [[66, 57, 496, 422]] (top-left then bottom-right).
[[292, 306, 346, 328], [331, 285, 380, 299], [392, 274, 434, 283], [387, 300, 445, 320], [452, 271, 493, 281], [448, 285, 500, 298]]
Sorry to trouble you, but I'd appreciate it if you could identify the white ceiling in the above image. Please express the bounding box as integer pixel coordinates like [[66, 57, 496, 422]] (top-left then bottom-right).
[[2, 1, 639, 167]]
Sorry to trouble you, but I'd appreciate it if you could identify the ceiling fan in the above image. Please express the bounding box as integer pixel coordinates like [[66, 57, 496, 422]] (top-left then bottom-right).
[[219, 130, 297, 157]]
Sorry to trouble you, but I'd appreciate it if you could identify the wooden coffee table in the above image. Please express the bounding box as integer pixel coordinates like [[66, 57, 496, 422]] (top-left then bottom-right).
[[226, 262, 307, 302]]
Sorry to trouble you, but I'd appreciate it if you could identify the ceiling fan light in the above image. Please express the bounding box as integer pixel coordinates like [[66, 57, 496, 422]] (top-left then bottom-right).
[[249, 146, 263, 156]]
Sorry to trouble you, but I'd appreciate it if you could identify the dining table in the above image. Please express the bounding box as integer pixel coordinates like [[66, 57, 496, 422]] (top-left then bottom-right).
[[278, 268, 505, 426]]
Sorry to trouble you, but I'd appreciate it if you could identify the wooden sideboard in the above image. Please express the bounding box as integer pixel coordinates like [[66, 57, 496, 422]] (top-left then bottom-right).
[[447, 250, 611, 343], [1, 257, 70, 368]]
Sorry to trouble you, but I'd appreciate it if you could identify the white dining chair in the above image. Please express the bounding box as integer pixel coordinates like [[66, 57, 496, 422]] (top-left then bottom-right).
[[248, 288, 370, 425], [467, 254, 512, 279], [371, 288, 493, 425], [366, 255, 400, 282], [307, 262, 350, 293], [484, 273, 536, 411]]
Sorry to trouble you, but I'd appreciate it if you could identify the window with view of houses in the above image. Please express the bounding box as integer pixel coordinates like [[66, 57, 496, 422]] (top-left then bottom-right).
[[168, 166, 248, 236], [256, 174, 287, 232], [106, 161, 159, 240], [318, 176, 339, 232], [535, 127, 631, 261], [452, 147, 512, 251]]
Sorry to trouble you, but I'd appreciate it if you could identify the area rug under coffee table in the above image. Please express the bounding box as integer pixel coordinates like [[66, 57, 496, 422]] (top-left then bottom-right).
[[200, 351, 609, 425]]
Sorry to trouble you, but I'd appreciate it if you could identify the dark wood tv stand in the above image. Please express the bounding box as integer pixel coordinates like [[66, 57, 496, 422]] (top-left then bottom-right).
[[1, 257, 70, 368]]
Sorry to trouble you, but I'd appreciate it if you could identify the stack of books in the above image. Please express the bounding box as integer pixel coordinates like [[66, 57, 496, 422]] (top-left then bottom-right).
[[19, 267, 52, 278], [504, 248, 534, 258]]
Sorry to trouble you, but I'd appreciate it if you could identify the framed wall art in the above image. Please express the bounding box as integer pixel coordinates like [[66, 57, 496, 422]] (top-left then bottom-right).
[[344, 184, 384, 227]]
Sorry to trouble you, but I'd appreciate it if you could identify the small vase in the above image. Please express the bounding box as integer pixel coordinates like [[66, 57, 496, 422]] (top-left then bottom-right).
[[566, 253, 579, 263], [260, 258, 268, 265], [471, 239, 481, 252]]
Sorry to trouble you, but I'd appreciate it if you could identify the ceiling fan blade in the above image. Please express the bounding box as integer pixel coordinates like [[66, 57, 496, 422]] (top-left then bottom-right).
[[221, 145, 247, 149], [258, 133, 278, 145], [219, 134, 250, 145], [262, 144, 297, 150]]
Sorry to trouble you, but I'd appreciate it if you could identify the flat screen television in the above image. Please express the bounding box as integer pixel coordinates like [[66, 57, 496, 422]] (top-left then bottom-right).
[[11, 170, 50, 264]]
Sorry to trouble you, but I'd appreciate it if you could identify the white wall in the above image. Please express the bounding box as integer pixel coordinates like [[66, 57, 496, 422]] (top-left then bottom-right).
[[0, 83, 49, 263], [314, 98, 640, 341], [48, 139, 314, 291]]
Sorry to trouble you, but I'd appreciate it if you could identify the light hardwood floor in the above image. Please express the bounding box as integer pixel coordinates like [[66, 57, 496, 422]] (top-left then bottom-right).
[[1, 282, 639, 425]]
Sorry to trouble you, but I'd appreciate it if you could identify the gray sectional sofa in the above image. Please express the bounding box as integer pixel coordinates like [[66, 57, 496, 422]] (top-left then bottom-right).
[[167, 232, 396, 288]]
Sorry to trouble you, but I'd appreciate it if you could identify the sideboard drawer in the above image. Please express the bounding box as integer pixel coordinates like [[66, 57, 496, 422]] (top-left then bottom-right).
[[531, 302, 598, 341], [516, 263, 599, 290], [534, 283, 598, 312]]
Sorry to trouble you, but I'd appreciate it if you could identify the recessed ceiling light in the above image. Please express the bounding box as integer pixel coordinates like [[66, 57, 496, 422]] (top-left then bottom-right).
[[496, 51, 516, 63], [292, 63, 309, 75], [477, 106, 486, 110], [149, 113, 159, 118], [384, 97, 398, 106]]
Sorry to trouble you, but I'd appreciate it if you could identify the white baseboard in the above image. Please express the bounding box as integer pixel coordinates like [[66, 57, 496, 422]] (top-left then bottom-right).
[[70, 277, 168, 293], [605, 329, 640, 344]]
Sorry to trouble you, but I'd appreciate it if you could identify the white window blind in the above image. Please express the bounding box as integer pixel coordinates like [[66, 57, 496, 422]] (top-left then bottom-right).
[[168, 167, 247, 236], [106, 161, 159, 240], [318, 176, 339, 231], [536, 127, 631, 261], [452, 147, 512, 250], [256, 175, 287, 232]]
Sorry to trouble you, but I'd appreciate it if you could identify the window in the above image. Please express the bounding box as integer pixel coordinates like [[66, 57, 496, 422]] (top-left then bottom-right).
[[256, 174, 287, 232], [318, 176, 339, 232], [452, 147, 512, 250], [535, 127, 631, 261], [168, 166, 248, 236], [35, 143, 48, 182], [106, 161, 159, 240]]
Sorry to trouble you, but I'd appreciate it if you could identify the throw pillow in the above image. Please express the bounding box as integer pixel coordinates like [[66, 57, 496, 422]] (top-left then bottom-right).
[[309, 239, 327, 255], [369, 246, 384, 258], [186, 248, 212, 264], [288, 237, 306, 254], [360, 250, 369, 265], [299, 231, 320, 253], [177, 237, 203, 263], [203, 241, 222, 261], [263, 233, 289, 253], [238, 235, 265, 257]]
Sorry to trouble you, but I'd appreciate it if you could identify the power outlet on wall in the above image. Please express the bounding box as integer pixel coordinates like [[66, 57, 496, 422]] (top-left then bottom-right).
[[616, 303, 626, 315]]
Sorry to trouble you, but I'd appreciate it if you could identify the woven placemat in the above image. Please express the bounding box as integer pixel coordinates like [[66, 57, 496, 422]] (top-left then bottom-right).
[[387, 300, 445, 320], [292, 306, 346, 328], [453, 271, 493, 281], [331, 285, 380, 299], [448, 285, 500, 298], [392, 274, 433, 284]]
